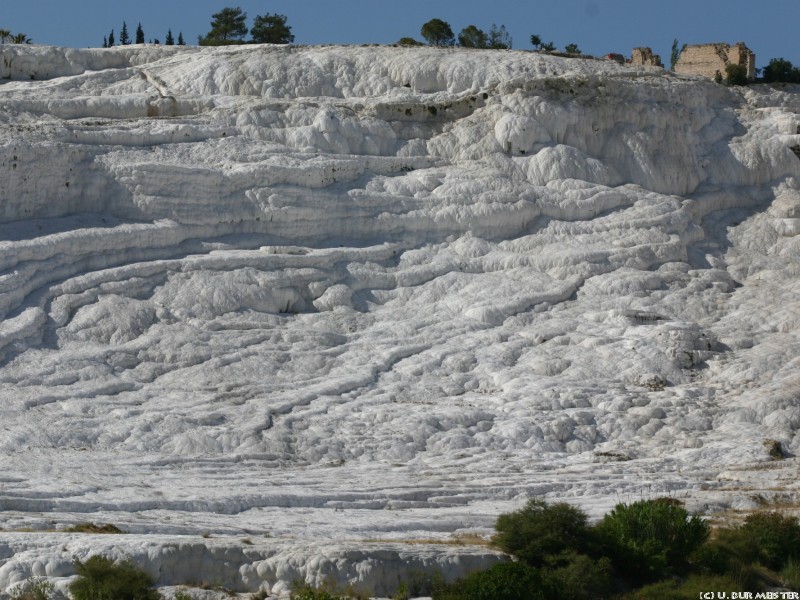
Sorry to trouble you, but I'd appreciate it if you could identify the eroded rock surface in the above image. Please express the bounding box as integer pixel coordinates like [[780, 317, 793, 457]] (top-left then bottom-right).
[[1, 43, 800, 595]]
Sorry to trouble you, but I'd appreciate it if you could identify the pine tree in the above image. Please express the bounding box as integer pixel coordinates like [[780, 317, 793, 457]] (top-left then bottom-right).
[[120, 21, 130, 45], [136, 23, 145, 44], [102, 36, 108, 48], [165, 29, 174, 45], [250, 13, 293, 44], [199, 6, 248, 45], [457, 25, 487, 49], [177, 32, 185, 45], [108, 29, 115, 47]]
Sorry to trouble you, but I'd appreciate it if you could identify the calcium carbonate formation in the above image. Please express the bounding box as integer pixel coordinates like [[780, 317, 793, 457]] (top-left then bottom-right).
[[0, 43, 799, 597]]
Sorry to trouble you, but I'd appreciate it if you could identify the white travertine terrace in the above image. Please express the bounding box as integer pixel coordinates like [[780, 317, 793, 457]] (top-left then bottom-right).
[[0, 43, 799, 597]]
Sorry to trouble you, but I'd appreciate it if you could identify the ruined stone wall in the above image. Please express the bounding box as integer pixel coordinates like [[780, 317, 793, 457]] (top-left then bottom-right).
[[674, 42, 755, 80], [730, 43, 756, 79], [629, 47, 663, 68]]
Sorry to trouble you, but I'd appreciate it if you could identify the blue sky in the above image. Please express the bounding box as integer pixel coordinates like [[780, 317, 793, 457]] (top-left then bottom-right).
[[2, 0, 798, 68]]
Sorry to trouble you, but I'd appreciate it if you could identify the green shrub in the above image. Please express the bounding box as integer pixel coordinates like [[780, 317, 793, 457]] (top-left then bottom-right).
[[291, 591, 347, 600], [623, 574, 743, 600], [392, 582, 409, 600], [595, 498, 709, 581], [9, 577, 55, 600], [740, 511, 800, 570], [621, 578, 680, 600], [433, 552, 612, 600], [492, 499, 594, 567], [69, 555, 160, 600], [725, 64, 749, 86], [290, 581, 355, 600], [782, 558, 800, 592], [692, 525, 761, 577], [691, 541, 762, 591], [763, 58, 800, 83], [698, 526, 768, 589], [678, 573, 749, 597], [542, 552, 613, 600], [396, 37, 423, 46], [406, 570, 446, 596], [690, 536, 734, 575], [432, 562, 545, 600]]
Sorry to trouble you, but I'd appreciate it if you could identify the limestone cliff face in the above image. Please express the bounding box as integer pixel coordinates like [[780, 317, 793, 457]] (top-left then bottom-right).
[[0, 44, 799, 595]]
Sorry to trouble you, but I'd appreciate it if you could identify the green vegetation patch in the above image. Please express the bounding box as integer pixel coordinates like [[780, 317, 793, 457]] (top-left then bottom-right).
[[69, 555, 159, 600]]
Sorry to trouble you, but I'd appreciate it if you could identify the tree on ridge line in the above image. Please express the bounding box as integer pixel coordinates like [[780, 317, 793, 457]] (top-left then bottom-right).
[[120, 21, 130, 45], [10, 32, 32, 44], [250, 13, 294, 44], [420, 18, 454, 47], [198, 7, 294, 46], [103, 23, 185, 47], [199, 6, 249, 45], [458, 25, 488, 49], [487, 24, 511, 49]]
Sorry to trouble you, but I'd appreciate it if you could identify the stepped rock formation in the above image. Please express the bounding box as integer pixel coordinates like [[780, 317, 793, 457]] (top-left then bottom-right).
[[0, 43, 800, 596]]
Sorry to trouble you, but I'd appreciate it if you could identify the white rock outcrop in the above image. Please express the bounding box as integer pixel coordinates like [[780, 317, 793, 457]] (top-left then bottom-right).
[[0, 43, 799, 595]]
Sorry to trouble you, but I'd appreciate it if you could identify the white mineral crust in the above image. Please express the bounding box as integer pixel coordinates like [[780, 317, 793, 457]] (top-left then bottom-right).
[[0, 43, 799, 596]]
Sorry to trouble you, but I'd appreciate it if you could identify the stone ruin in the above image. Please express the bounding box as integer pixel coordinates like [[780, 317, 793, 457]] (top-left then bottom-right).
[[674, 42, 756, 80], [629, 47, 663, 68]]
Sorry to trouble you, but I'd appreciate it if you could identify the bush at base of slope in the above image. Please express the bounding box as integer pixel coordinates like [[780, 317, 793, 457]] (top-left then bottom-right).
[[69, 555, 160, 600], [432, 562, 544, 600], [491, 498, 596, 567], [595, 497, 709, 582]]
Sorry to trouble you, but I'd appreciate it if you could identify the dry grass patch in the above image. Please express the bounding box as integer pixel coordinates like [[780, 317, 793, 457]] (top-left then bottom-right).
[[64, 522, 125, 534]]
